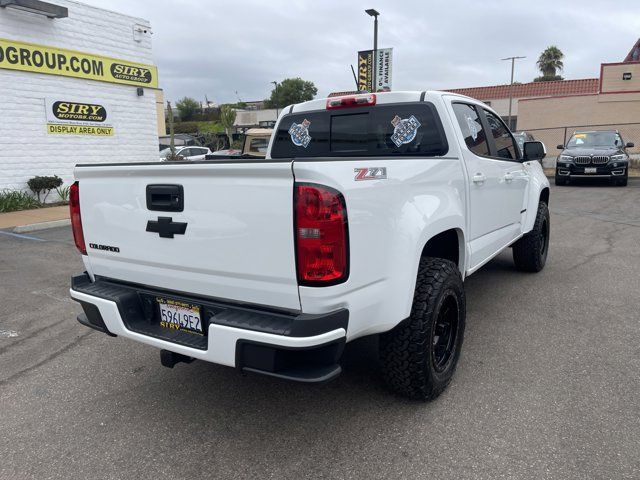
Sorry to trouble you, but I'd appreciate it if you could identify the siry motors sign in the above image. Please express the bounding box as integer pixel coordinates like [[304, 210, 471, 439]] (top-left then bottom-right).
[[45, 99, 114, 136], [0, 38, 158, 88]]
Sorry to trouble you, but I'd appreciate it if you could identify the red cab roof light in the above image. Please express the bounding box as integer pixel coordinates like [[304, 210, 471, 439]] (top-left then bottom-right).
[[326, 93, 376, 110]]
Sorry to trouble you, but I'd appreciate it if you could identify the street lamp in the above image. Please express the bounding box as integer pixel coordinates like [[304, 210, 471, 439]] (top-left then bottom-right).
[[271, 80, 279, 119], [365, 8, 380, 93], [501, 56, 526, 130]]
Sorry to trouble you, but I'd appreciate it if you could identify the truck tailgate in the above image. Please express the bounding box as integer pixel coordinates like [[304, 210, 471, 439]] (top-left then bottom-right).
[[75, 162, 300, 310]]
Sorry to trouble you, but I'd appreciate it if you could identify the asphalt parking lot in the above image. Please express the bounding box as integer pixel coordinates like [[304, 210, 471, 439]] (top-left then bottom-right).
[[1, 179, 639, 480]]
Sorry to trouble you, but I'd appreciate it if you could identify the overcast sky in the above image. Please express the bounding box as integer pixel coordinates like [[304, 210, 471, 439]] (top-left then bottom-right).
[[84, 0, 640, 105]]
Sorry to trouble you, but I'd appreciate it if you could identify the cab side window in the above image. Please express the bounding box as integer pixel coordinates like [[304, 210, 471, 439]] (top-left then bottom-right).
[[483, 110, 519, 161], [452, 103, 489, 157]]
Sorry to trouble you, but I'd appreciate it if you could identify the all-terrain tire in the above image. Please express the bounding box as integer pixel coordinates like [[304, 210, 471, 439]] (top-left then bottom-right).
[[379, 257, 466, 401], [512, 202, 550, 272]]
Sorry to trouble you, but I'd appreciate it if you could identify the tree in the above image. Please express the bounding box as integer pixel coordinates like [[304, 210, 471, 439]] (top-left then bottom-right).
[[534, 46, 564, 82], [264, 78, 317, 109], [219, 105, 236, 148], [175, 96, 200, 121]]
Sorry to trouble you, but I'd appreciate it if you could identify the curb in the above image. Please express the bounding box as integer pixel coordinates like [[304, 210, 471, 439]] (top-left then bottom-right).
[[13, 219, 71, 233]]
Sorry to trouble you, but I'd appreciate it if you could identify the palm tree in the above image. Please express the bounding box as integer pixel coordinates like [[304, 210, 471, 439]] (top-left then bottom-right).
[[536, 46, 564, 80]]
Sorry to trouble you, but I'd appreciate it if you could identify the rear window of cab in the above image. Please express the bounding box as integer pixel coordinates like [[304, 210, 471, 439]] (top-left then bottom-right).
[[270, 103, 449, 158]]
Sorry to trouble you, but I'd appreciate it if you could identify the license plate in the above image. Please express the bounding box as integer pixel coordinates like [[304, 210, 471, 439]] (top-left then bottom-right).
[[156, 297, 202, 335], [584, 167, 597, 174]]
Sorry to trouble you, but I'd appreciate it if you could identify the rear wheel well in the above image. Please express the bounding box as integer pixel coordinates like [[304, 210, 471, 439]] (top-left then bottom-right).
[[540, 187, 550, 206], [421, 229, 461, 268]]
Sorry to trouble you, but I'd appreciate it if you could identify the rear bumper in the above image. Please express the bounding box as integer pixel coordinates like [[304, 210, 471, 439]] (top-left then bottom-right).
[[70, 273, 347, 382]]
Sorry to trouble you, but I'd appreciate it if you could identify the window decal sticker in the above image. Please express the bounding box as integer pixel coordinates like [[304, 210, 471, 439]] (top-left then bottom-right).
[[390, 115, 421, 147], [465, 114, 478, 141], [289, 119, 312, 148]]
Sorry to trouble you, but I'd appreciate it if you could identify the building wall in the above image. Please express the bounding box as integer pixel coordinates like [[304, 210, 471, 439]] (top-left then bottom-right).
[[517, 92, 640, 162], [482, 97, 520, 116], [234, 109, 278, 127], [0, 0, 159, 193], [601, 62, 640, 93]]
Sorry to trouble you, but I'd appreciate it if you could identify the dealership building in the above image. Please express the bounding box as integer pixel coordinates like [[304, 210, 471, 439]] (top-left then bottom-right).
[[447, 39, 640, 159], [0, 0, 163, 194]]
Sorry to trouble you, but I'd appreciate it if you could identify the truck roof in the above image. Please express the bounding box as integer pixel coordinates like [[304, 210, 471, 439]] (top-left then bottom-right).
[[288, 90, 477, 114]]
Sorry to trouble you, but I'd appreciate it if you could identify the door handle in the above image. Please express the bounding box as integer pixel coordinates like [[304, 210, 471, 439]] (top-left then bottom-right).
[[472, 173, 486, 184], [504, 173, 514, 183], [146, 184, 184, 212]]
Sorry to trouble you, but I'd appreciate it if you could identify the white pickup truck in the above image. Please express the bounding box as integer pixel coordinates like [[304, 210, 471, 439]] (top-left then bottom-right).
[[69, 91, 550, 400]]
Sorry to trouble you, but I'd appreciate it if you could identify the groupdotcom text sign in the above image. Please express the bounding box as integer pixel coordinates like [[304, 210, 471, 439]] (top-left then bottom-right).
[[45, 99, 114, 136], [0, 38, 158, 88], [357, 48, 393, 92]]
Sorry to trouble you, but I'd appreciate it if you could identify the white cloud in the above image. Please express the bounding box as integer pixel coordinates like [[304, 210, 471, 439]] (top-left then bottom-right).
[[81, 0, 640, 103]]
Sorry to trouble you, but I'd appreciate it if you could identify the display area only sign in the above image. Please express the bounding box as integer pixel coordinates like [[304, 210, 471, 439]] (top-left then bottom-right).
[[0, 38, 158, 88], [357, 48, 393, 92], [45, 99, 114, 136]]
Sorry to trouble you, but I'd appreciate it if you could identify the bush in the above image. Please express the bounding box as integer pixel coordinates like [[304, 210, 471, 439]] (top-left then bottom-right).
[[172, 121, 200, 134], [55, 185, 70, 202], [0, 190, 41, 212], [171, 121, 224, 135], [27, 175, 63, 202]]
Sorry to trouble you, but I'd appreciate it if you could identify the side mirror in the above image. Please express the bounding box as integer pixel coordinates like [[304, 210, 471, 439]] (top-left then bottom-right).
[[626, 142, 635, 148], [523, 141, 546, 162], [556, 144, 564, 150]]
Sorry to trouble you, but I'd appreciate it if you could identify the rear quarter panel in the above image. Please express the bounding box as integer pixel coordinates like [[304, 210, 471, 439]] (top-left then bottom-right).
[[294, 157, 466, 340]]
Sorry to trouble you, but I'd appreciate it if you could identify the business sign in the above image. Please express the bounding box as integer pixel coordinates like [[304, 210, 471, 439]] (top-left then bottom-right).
[[357, 50, 374, 92], [357, 48, 393, 92], [0, 38, 158, 88], [45, 99, 114, 136]]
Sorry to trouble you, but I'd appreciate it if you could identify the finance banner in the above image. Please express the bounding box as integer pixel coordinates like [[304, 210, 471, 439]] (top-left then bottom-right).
[[375, 48, 393, 91], [0, 38, 158, 88], [357, 48, 393, 92]]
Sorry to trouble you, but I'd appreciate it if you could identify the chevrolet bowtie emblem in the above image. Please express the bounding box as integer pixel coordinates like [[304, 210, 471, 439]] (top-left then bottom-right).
[[146, 217, 187, 238]]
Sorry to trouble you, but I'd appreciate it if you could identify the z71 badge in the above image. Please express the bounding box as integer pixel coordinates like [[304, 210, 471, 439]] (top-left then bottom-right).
[[355, 167, 387, 181]]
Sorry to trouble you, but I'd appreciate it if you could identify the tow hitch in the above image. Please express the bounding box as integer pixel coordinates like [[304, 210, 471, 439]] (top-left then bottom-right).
[[160, 349, 195, 368]]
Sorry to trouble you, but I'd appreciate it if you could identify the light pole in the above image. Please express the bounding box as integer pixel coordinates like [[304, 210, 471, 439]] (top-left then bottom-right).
[[365, 9, 379, 93], [501, 56, 525, 130], [271, 80, 279, 119]]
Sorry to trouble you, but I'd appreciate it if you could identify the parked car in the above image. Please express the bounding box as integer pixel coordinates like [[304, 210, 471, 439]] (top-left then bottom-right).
[[208, 148, 242, 157], [207, 128, 273, 159], [555, 130, 634, 186], [158, 134, 200, 150], [159, 146, 211, 161], [69, 91, 549, 401], [513, 132, 536, 155]]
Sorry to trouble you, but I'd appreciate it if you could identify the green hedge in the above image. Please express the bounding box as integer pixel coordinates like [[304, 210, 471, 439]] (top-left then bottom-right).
[[171, 121, 225, 135], [0, 190, 41, 212]]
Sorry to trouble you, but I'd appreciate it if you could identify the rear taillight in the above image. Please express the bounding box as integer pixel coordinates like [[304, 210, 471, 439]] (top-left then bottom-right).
[[326, 93, 376, 110], [295, 184, 348, 285], [69, 181, 86, 255]]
